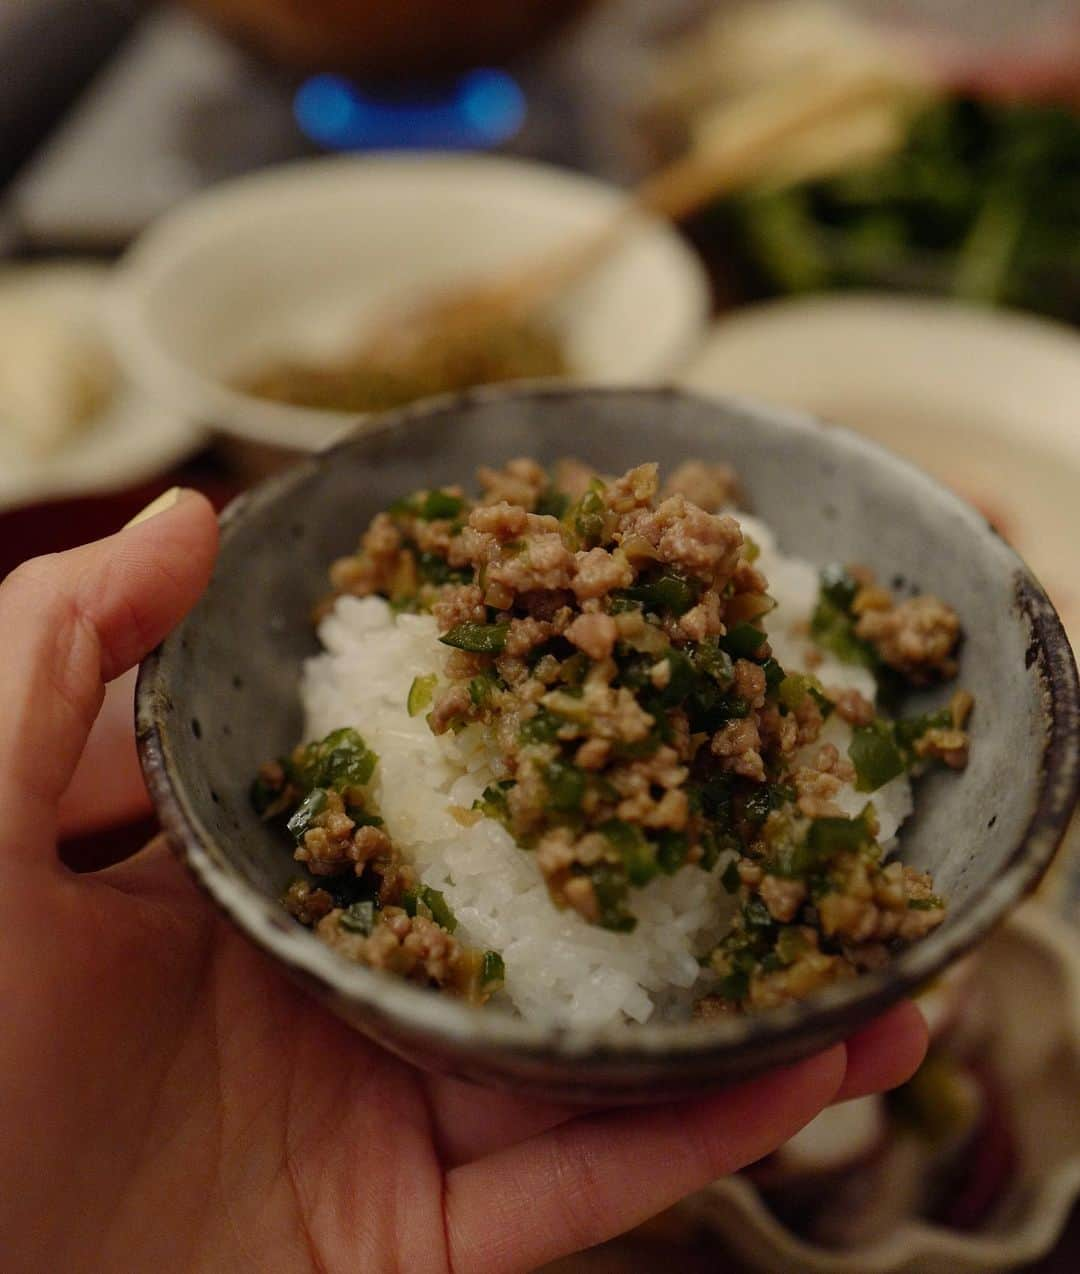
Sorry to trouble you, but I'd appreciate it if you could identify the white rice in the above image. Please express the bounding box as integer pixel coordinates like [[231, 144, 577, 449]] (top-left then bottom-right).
[[300, 517, 912, 1028]]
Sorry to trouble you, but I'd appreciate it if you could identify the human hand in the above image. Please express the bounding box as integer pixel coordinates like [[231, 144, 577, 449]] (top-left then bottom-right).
[[0, 490, 927, 1273]]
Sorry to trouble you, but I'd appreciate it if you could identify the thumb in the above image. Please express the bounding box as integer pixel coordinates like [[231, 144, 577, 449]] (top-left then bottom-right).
[[0, 488, 218, 860]]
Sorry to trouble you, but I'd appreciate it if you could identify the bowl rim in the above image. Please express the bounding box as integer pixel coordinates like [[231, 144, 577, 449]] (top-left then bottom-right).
[[136, 384, 1080, 1067], [107, 152, 711, 452]]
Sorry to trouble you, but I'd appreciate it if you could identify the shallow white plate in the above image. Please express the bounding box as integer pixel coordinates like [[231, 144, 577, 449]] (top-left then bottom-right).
[[681, 294, 1080, 636], [110, 154, 711, 452], [0, 263, 205, 513]]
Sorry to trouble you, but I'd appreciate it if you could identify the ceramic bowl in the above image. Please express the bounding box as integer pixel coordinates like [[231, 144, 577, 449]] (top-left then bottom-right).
[[109, 155, 709, 452], [135, 385, 1080, 1103]]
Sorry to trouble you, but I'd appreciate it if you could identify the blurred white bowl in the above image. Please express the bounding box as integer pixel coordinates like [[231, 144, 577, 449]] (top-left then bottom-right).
[[0, 263, 204, 512], [110, 154, 710, 452]]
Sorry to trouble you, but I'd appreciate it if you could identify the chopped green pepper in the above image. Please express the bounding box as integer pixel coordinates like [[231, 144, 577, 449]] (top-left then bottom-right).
[[407, 674, 438, 716], [543, 760, 587, 812], [286, 788, 328, 842], [339, 900, 376, 934], [295, 728, 377, 793], [849, 720, 906, 791], [416, 490, 465, 520], [599, 819, 657, 886], [588, 864, 637, 932], [479, 949, 506, 991], [402, 885, 457, 933], [440, 621, 510, 654], [720, 623, 768, 659]]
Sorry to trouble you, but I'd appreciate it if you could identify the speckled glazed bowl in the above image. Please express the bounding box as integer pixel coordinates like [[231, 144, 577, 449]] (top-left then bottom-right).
[[135, 386, 1080, 1104]]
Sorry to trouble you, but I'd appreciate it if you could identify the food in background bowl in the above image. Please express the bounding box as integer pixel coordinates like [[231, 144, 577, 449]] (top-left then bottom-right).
[[253, 455, 971, 1028], [236, 312, 569, 415]]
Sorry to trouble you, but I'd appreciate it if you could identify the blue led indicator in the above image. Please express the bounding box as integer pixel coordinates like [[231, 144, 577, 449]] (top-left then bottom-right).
[[294, 70, 526, 152]]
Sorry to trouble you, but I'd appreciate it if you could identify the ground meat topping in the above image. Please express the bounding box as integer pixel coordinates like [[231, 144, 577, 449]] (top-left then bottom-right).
[[266, 458, 971, 1017], [855, 594, 962, 682], [661, 460, 741, 512]]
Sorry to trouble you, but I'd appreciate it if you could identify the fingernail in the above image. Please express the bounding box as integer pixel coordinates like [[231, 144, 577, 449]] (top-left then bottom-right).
[[124, 486, 184, 529]]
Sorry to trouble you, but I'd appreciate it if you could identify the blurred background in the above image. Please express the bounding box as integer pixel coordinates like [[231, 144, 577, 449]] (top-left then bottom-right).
[[2, 1, 1079, 1269]]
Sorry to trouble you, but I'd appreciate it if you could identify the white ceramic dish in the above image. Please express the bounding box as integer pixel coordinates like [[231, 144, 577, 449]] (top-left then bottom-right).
[[685, 902, 1080, 1274], [681, 294, 1080, 635], [0, 263, 204, 513], [110, 154, 710, 453]]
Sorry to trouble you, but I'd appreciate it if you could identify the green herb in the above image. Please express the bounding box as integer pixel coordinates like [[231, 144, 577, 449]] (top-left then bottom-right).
[[652, 648, 697, 708], [720, 622, 768, 659], [589, 864, 637, 932], [599, 819, 657, 886], [849, 720, 906, 791], [895, 707, 953, 754], [654, 829, 690, 875], [339, 901, 376, 934], [402, 885, 457, 932], [543, 760, 587, 812], [619, 569, 700, 616], [416, 551, 470, 587], [439, 621, 510, 654], [295, 728, 377, 794], [479, 949, 506, 991], [286, 788, 328, 842], [467, 672, 498, 707], [742, 783, 795, 825], [519, 708, 563, 744], [572, 485, 607, 548], [535, 487, 570, 520], [694, 639, 735, 687], [820, 563, 860, 611], [407, 674, 438, 717], [806, 811, 876, 857], [810, 595, 878, 668], [760, 657, 786, 692], [908, 895, 945, 911], [417, 490, 465, 520], [473, 781, 512, 821]]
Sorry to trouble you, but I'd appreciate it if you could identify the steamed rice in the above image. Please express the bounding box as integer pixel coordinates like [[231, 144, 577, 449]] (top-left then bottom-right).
[[300, 512, 914, 1029]]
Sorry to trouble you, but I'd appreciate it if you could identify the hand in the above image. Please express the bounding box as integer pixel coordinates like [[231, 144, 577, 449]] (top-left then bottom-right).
[[0, 491, 927, 1273]]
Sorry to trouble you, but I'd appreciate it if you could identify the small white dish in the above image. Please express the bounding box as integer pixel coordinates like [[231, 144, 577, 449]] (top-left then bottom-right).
[[685, 902, 1080, 1273], [110, 154, 711, 452], [0, 263, 205, 513]]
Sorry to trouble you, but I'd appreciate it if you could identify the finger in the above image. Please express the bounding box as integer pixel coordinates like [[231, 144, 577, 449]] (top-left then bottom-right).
[[444, 1045, 846, 1273], [58, 669, 152, 838], [426, 1076, 578, 1167], [833, 1000, 928, 1103], [0, 489, 217, 858]]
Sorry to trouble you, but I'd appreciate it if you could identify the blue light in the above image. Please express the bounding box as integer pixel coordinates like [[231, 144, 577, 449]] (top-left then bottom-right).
[[294, 71, 526, 153]]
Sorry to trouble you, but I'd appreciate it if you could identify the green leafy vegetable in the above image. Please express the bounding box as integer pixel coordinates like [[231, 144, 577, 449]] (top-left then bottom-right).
[[440, 621, 510, 654]]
